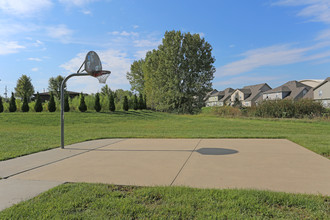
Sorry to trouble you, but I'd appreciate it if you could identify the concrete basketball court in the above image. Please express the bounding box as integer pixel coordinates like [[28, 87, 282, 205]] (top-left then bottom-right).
[[1, 138, 330, 210]]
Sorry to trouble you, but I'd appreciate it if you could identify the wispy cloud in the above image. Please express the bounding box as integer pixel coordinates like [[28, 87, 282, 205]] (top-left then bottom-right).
[[217, 44, 308, 77], [81, 10, 91, 15], [273, 0, 330, 24], [217, 42, 330, 77], [316, 29, 330, 40], [31, 67, 39, 72], [134, 39, 161, 48], [216, 1, 330, 80], [46, 24, 74, 42], [28, 57, 42, 61], [0, 41, 25, 55], [109, 31, 139, 37], [59, 0, 99, 7], [0, 21, 38, 37], [0, 0, 52, 16]]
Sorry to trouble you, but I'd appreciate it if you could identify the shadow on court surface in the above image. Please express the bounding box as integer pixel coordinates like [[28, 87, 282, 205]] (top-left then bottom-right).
[[64, 147, 239, 156]]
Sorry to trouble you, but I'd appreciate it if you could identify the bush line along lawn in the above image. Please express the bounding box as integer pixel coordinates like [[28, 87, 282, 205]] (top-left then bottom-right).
[[0, 183, 329, 219], [0, 111, 329, 161]]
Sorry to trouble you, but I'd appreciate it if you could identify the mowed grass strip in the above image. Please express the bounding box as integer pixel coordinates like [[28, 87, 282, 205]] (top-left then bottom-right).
[[0, 183, 329, 219], [0, 111, 329, 161]]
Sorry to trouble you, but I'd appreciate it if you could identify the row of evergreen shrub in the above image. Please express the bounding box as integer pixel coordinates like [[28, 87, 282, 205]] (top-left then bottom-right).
[[0, 92, 147, 113]]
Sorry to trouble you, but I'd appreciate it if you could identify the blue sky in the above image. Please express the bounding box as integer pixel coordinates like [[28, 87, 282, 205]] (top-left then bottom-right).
[[0, 0, 330, 95]]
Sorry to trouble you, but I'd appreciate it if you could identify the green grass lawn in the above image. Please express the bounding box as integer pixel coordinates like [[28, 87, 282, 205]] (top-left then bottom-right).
[[1, 111, 330, 218], [0, 183, 329, 219], [0, 110, 329, 161]]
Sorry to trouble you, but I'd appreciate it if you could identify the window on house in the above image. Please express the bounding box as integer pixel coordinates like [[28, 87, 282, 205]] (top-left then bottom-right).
[[319, 90, 323, 97]]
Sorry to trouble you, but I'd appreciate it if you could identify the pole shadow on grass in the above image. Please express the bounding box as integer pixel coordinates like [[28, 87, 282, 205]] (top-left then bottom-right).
[[64, 147, 238, 155]]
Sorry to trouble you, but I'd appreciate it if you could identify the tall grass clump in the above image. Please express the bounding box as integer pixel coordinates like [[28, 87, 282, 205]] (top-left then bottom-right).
[[255, 99, 325, 118], [210, 106, 241, 117]]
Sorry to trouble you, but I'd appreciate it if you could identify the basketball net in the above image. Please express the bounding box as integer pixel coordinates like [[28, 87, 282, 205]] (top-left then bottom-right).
[[92, 70, 111, 84]]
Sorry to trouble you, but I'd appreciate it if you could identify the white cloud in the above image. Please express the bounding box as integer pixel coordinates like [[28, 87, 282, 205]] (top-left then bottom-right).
[[59, 0, 99, 7], [274, 0, 330, 24], [109, 31, 139, 37], [0, 21, 37, 37], [31, 67, 39, 72], [0, 0, 52, 16], [133, 25, 139, 29], [217, 43, 330, 77], [46, 24, 73, 42], [28, 57, 42, 61], [60, 49, 132, 93], [0, 41, 25, 55], [217, 44, 308, 77], [316, 29, 330, 40], [134, 39, 161, 48], [82, 10, 91, 15], [134, 50, 149, 59]]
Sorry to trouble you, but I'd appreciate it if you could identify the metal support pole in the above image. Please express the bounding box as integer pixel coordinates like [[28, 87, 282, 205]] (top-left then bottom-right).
[[61, 73, 89, 149]]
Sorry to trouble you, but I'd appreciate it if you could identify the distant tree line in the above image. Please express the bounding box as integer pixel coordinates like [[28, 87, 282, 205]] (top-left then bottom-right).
[[0, 74, 147, 113]]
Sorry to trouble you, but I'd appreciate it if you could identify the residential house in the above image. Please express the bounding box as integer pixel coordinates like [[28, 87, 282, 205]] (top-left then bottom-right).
[[205, 88, 234, 107], [230, 83, 271, 107], [262, 81, 312, 101], [313, 77, 330, 108], [33, 91, 85, 102], [204, 89, 218, 106]]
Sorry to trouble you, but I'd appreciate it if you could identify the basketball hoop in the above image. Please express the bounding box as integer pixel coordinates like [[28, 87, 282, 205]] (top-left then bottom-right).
[[83, 51, 111, 84]]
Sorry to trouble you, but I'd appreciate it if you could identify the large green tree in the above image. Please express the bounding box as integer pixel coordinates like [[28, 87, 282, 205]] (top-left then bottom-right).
[[15, 75, 34, 99], [126, 59, 145, 94], [129, 30, 215, 113], [48, 75, 66, 99]]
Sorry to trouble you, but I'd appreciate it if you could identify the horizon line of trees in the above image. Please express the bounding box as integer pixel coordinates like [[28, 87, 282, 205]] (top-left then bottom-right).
[[0, 86, 147, 113]]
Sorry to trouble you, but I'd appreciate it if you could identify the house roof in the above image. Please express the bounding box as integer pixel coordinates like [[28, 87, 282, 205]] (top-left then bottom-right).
[[264, 81, 312, 100], [204, 89, 218, 101], [264, 81, 310, 94], [313, 77, 330, 90], [240, 83, 271, 101], [219, 88, 234, 102], [299, 79, 323, 88]]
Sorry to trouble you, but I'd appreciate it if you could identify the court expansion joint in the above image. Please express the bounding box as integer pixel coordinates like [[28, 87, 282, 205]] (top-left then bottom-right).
[[170, 139, 202, 186]]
